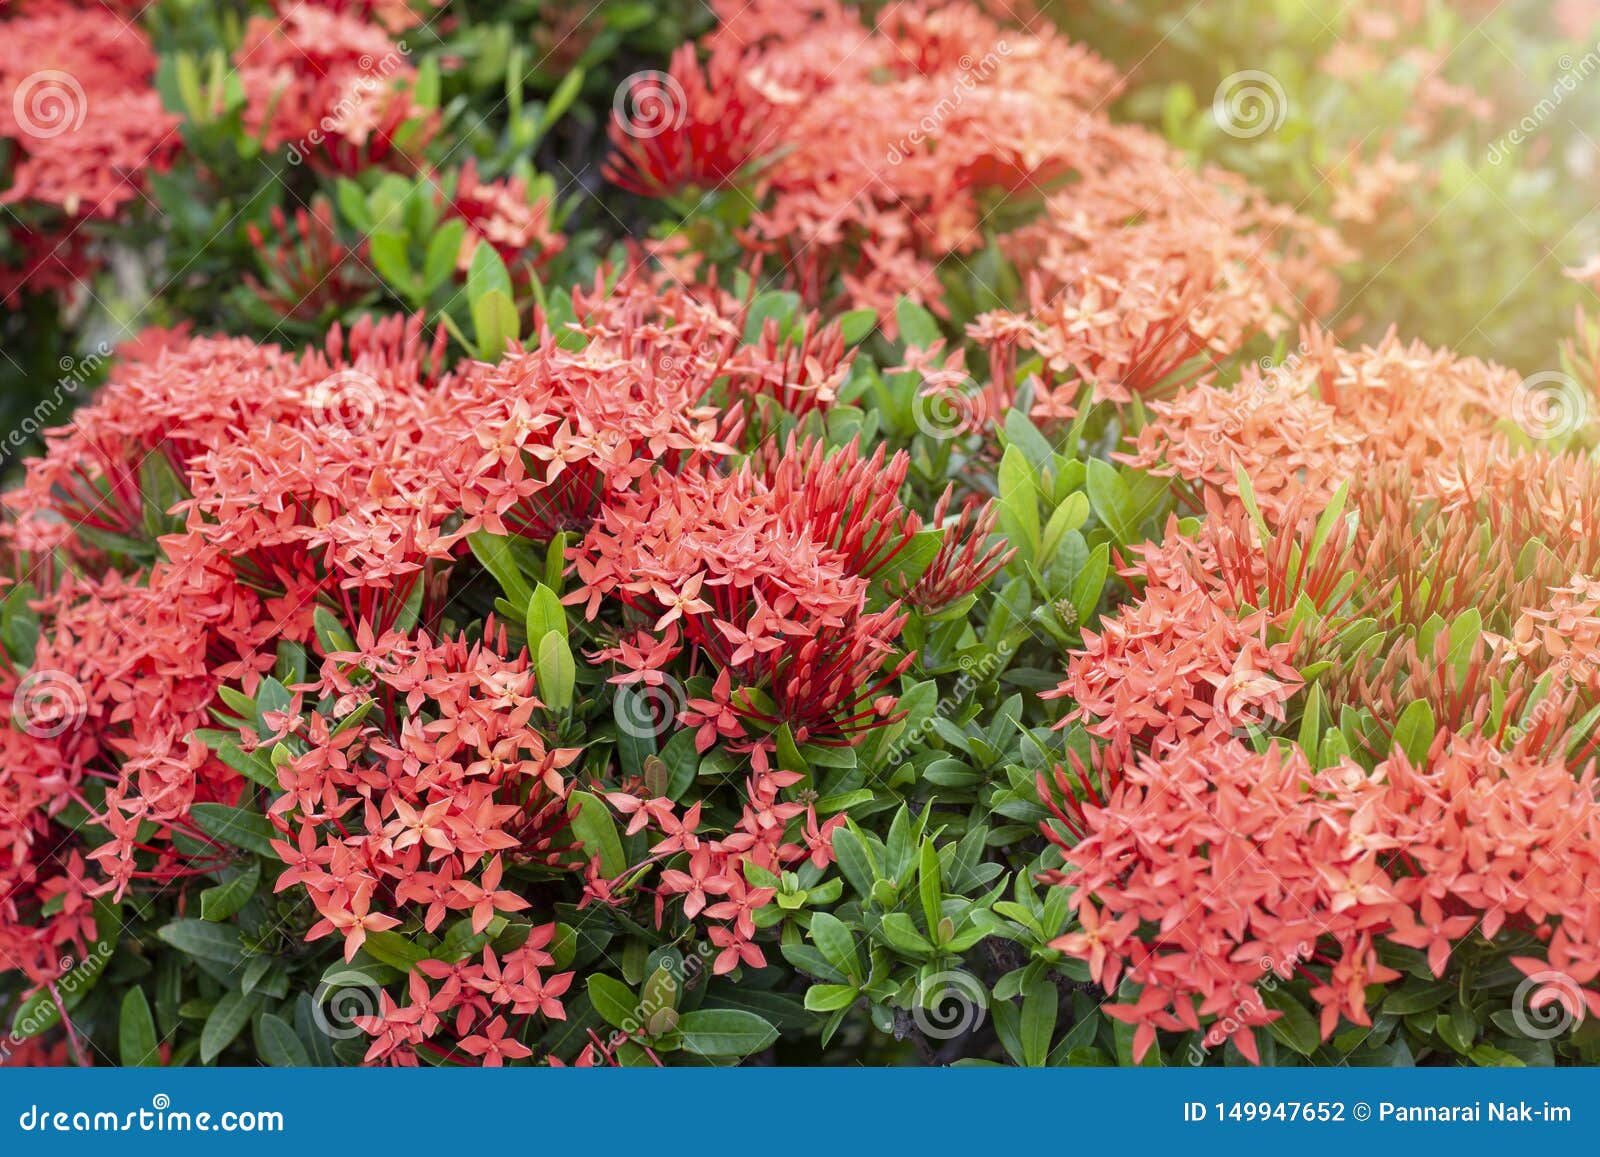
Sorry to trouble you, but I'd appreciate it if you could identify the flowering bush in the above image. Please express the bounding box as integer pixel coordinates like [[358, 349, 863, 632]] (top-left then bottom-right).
[[3, 0, 1600, 1069]]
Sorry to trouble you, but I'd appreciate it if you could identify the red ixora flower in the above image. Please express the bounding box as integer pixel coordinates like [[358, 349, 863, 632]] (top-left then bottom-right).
[[571, 435, 945, 753], [235, 5, 438, 175], [605, 41, 782, 199], [0, 2, 182, 221]]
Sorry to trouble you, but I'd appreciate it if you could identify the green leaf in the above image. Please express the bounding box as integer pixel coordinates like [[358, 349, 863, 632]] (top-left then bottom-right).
[[1261, 987, 1321, 1057], [214, 739, 279, 791], [839, 309, 878, 344], [190, 802, 278, 857], [467, 531, 534, 609], [467, 237, 514, 304], [804, 984, 859, 1012], [831, 825, 876, 898], [873, 528, 944, 591], [918, 839, 942, 936], [472, 289, 520, 360], [255, 1012, 310, 1067], [586, 974, 638, 1029], [362, 930, 432, 972], [1040, 492, 1090, 562], [1393, 699, 1436, 765], [156, 920, 245, 966], [200, 990, 259, 1064], [658, 729, 699, 801], [422, 219, 467, 293], [1297, 683, 1324, 760], [526, 582, 567, 643], [1447, 609, 1483, 682], [895, 299, 942, 349], [1069, 542, 1109, 626], [1086, 459, 1137, 544], [878, 912, 934, 955], [569, 791, 625, 877], [534, 630, 575, 712], [808, 913, 862, 983], [368, 230, 414, 295], [997, 445, 1041, 561], [199, 860, 261, 923], [1003, 409, 1056, 475], [119, 989, 160, 1066], [676, 1009, 779, 1057], [1019, 975, 1058, 1067], [542, 65, 585, 129], [1233, 464, 1271, 543]]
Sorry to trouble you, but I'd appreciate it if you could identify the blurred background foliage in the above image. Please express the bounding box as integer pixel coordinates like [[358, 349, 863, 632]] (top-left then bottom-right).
[[1053, 0, 1600, 371]]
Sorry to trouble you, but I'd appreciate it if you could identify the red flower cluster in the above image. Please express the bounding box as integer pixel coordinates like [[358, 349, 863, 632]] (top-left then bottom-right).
[[0, 238, 1008, 1060], [609, 0, 1343, 347], [600, 764, 844, 978], [573, 437, 934, 755], [236, 4, 437, 174], [269, 623, 579, 1066], [1046, 288, 1600, 1060], [0, 0, 181, 301]]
